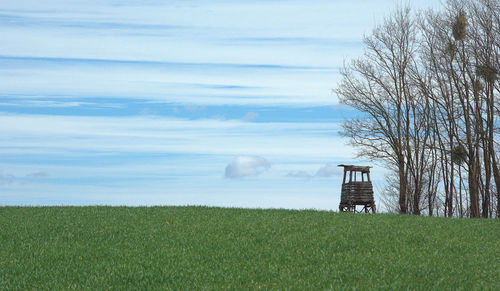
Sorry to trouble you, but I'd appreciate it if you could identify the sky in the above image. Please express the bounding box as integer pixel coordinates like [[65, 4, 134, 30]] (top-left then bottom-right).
[[0, 0, 440, 209]]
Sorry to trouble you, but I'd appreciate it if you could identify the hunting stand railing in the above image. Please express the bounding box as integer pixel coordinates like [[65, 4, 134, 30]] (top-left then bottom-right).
[[338, 164, 376, 213]]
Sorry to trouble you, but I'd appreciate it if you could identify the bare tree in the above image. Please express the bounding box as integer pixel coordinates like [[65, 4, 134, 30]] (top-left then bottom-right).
[[336, 0, 500, 218], [335, 6, 428, 214]]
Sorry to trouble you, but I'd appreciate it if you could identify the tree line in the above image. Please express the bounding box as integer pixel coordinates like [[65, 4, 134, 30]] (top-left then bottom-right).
[[335, 0, 499, 218]]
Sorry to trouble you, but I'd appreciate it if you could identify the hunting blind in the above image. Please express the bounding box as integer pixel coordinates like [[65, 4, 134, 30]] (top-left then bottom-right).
[[338, 164, 376, 213]]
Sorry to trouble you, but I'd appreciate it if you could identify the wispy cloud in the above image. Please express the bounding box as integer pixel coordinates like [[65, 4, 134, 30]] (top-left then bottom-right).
[[286, 171, 313, 179], [0, 55, 328, 70], [220, 37, 362, 48], [286, 164, 344, 179], [0, 114, 348, 159], [183, 105, 205, 112], [0, 100, 98, 108], [26, 171, 49, 178], [242, 112, 258, 121], [0, 171, 15, 185], [0, 55, 338, 107]]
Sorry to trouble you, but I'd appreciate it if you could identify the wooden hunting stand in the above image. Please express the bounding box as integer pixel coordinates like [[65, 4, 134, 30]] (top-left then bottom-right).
[[338, 164, 376, 213]]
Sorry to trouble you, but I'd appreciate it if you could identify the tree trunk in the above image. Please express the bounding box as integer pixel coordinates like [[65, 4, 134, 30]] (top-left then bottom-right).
[[399, 162, 408, 214], [482, 137, 491, 218], [459, 166, 463, 218], [492, 157, 500, 218], [469, 151, 480, 218]]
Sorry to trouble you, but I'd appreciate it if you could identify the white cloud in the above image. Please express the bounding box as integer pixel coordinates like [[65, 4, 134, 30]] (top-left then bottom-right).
[[225, 156, 270, 179], [315, 164, 343, 177]]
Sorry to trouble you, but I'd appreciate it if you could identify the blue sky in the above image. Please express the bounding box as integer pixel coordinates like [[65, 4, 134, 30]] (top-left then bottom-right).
[[0, 0, 439, 209]]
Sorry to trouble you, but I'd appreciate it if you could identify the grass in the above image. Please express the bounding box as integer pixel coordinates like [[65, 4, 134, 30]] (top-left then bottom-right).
[[0, 206, 499, 290]]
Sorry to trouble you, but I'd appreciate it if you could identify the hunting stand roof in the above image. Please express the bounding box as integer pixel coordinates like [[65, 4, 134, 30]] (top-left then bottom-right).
[[337, 164, 372, 172]]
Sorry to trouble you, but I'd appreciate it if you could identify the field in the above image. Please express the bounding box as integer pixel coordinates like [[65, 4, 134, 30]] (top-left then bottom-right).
[[1, 206, 499, 290]]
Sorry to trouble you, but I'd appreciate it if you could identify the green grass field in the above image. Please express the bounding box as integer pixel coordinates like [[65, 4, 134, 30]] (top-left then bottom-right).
[[1, 206, 499, 290]]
